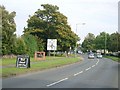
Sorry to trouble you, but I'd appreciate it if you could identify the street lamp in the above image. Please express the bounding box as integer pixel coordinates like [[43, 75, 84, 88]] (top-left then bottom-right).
[[75, 23, 86, 57]]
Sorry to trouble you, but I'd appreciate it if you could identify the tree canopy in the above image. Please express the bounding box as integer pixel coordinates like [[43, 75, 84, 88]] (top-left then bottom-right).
[[1, 5, 119, 57], [1, 5, 16, 55], [82, 33, 95, 52], [108, 32, 120, 52], [24, 4, 79, 53], [82, 32, 120, 53]]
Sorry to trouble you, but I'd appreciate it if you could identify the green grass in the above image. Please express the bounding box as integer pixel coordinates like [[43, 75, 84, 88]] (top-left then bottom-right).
[[1, 56, 66, 66], [104, 56, 119, 62], [1, 56, 82, 78], [1, 58, 17, 66]]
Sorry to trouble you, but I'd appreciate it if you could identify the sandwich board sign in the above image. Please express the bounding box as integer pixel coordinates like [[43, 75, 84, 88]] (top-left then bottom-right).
[[16, 55, 30, 68], [47, 39, 57, 50]]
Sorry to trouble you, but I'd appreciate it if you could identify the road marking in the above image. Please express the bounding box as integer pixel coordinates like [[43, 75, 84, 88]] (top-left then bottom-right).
[[74, 71, 83, 76], [92, 65, 95, 67], [96, 59, 99, 65], [46, 59, 100, 87], [46, 78, 68, 87], [85, 67, 91, 71]]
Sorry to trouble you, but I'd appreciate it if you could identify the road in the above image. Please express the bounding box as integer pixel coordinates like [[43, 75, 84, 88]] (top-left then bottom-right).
[[2, 54, 119, 89]]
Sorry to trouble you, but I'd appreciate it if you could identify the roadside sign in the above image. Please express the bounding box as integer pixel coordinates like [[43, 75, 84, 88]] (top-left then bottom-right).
[[47, 39, 57, 50], [16, 55, 30, 68], [35, 52, 45, 60]]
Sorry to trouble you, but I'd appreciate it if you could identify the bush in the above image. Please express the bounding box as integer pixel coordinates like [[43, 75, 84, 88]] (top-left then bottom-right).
[[15, 37, 27, 55], [22, 34, 38, 57]]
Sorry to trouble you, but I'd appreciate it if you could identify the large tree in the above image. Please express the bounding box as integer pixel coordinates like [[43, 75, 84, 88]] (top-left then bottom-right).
[[95, 32, 110, 53], [82, 33, 95, 52], [24, 4, 79, 53], [0, 6, 2, 55], [108, 32, 120, 52], [1, 6, 16, 55]]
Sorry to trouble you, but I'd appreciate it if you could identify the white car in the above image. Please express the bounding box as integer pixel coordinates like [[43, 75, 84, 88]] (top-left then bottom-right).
[[96, 54, 102, 58], [78, 51, 83, 54], [88, 54, 95, 59]]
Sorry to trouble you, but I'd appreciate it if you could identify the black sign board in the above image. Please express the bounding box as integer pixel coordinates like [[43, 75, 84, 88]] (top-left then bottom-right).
[[16, 55, 30, 68]]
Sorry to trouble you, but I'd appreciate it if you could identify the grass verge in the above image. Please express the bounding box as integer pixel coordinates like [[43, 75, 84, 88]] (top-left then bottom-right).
[[104, 56, 119, 62], [1, 56, 67, 66], [1, 56, 82, 78]]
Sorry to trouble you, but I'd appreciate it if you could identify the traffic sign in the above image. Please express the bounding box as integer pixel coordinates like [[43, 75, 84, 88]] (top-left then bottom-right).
[[47, 39, 57, 50]]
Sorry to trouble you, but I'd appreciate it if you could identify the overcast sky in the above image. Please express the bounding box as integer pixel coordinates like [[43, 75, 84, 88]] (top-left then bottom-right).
[[1, 0, 119, 43]]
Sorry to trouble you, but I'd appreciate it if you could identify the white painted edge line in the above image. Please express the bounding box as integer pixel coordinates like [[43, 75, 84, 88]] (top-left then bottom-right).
[[74, 71, 83, 76], [85, 67, 91, 71], [46, 78, 68, 87]]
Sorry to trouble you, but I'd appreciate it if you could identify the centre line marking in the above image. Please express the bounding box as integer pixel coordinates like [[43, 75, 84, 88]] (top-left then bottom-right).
[[74, 71, 83, 76], [46, 78, 68, 87], [92, 65, 95, 67], [96, 59, 99, 65], [85, 67, 91, 71], [47, 59, 100, 87]]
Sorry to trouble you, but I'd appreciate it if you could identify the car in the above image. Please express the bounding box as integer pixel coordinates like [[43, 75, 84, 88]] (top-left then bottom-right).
[[88, 53, 95, 59], [78, 51, 83, 54], [96, 54, 102, 58]]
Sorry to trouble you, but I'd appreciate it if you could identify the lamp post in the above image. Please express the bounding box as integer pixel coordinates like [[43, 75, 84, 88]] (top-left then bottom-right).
[[75, 23, 86, 57]]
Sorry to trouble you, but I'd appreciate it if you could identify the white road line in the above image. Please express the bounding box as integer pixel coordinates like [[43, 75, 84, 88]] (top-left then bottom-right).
[[74, 71, 83, 76], [85, 67, 91, 71], [97, 59, 99, 62], [47, 59, 100, 87], [96, 62, 98, 65], [46, 78, 68, 87], [96, 59, 99, 65], [92, 65, 95, 67]]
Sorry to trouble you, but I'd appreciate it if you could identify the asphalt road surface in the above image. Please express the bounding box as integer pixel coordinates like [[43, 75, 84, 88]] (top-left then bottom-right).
[[2, 54, 119, 88]]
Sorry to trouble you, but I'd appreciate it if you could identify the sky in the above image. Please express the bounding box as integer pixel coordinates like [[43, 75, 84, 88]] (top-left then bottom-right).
[[1, 0, 119, 43]]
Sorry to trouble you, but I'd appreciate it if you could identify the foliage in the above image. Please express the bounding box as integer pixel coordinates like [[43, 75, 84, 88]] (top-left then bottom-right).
[[82, 33, 95, 52], [95, 32, 110, 51], [14, 37, 27, 55], [0, 6, 2, 55], [24, 4, 79, 53], [22, 34, 39, 57], [1, 5, 16, 55], [2, 4, 119, 56], [82, 32, 120, 53], [94, 32, 120, 52], [108, 32, 120, 52]]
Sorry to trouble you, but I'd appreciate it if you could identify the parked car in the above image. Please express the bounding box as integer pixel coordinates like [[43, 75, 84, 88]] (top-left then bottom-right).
[[88, 53, 95, 59]]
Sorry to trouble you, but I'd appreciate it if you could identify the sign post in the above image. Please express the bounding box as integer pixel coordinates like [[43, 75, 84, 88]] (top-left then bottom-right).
[[47, 39, 57, 56]]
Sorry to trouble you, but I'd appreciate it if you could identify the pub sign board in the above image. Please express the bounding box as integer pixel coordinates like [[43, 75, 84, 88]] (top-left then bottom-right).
[[16, 55, 30, 68], [35, 52, 45, 60]]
